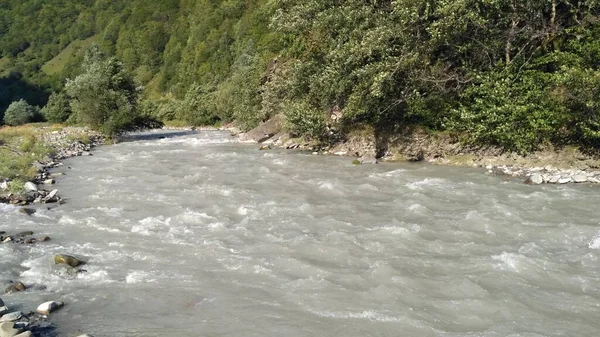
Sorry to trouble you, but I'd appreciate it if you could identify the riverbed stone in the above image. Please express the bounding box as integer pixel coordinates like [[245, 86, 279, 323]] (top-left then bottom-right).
[[0, 322, 22, 337], [573, 175, 588, 183], [0, 312, 22, 322], [588, 177, 600, 183], [36, 301, 64, 315], [359, 155, 378, 164], [54, 254, 84, 267], [528, 174, 544, 185], [558, 177, 572, 184], [18, 208, 35, 216], [548, 175, 561, 184], [13, 331, 32, 337], [4, 282, 25, 294], [23, 183, 37, 192]]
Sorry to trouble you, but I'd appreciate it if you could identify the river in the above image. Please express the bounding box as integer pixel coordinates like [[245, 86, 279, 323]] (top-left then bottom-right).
[[1, 130, 600, 336]]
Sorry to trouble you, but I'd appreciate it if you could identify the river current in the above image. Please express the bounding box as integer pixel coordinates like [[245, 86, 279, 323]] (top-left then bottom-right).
[[1, 130, 600, 336]]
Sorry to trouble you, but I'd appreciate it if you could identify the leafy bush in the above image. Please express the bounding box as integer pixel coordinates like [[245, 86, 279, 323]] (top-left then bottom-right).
[[284, 100, 327, 140], [3, 99, 40, 126], [41, 91, 71, 123]]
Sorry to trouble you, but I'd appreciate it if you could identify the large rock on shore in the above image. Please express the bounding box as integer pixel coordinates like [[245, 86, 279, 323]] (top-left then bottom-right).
[[238, 116, 282, 143]]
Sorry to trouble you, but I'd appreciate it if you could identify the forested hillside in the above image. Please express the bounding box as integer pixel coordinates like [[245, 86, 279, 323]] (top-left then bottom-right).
[[1, 0, 600, 152]]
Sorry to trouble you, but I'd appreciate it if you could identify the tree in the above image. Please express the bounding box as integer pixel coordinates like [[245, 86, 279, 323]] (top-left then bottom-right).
[[65, 46, 140, 135], [3, 99, 39, 125], [41, 91, 71, 123]]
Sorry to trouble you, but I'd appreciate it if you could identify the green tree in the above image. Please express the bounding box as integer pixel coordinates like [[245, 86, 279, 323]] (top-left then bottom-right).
[[41, 91, 72, 123], [3, 99, 39, 125], [65, 46, 140, 135]]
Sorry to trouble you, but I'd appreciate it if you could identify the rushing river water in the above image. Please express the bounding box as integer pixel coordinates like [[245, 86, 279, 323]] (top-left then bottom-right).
[[2, 130, 600, 337]]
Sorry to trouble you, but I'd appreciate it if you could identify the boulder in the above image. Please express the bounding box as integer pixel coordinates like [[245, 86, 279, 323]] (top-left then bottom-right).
[[558, 177, 572, 184], [36, 301, 64, 315], [0, 322, 22, 337], [359, 155, 378, 164], [573, 175, 588, 183], [548, 175, 561, 184], [527, 174, 543, 185], [0, 312, 22, 323], [23, 183, 37, 192], [54, 254, 84, 268], [46, 189, 58, 200]]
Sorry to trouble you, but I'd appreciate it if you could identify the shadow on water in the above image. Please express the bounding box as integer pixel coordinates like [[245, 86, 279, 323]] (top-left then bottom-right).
[[117, 130, 199, 143]]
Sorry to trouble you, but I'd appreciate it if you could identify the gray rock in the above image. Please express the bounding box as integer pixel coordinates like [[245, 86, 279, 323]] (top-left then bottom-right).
[[0, 182, 7, 191], [558, 177, 572, 184], [46, 189, 58, 200], [23, 182, 37, 192], [0, 321, 22, 337], [548, 175, 561, 184], [0, 312, 22, 323], [0, 307, 7, 316], [43, 179, 55, 185], [36, 301, 64, 315], [573, 175, 588, 183], [588, 177, 600, 184], [528, 174, 544, 185], [18, 208, 35, 216], [14, 331, 32, 337], [359, 155, 378, 164]]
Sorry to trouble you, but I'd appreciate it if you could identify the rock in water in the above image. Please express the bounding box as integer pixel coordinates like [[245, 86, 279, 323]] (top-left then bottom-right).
[[0, 306, 7, 316], [0, 312, 22, 322], [36, 301, 64, 315], [4, 282, 25, 294], [0, 322, 22, 337], [359, 155, 378, 164], [573, 175, 588, 183], [18, 208, 35, 216], [54, 254, 84, 267], [23, 182, 37, 192]]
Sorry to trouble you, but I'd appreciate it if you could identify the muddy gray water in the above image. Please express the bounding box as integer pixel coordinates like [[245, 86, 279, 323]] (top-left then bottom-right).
[[1, 130, 600, 337]]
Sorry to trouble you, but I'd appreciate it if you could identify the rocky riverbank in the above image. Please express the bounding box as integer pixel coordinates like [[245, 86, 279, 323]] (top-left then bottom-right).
[[237, 117, 600, 186], [0, 127, 105, 206], [0, 229, 92, 337]]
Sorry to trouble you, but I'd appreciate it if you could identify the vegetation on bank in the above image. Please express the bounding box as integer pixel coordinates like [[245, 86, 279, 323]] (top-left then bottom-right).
[[0, 125, 54, 191], [1, 1, 600, 154]]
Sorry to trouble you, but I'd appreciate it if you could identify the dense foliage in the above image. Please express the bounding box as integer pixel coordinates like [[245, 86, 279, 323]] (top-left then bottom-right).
[[3, 99, 39, 126], [1, 0, 600, 152]]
